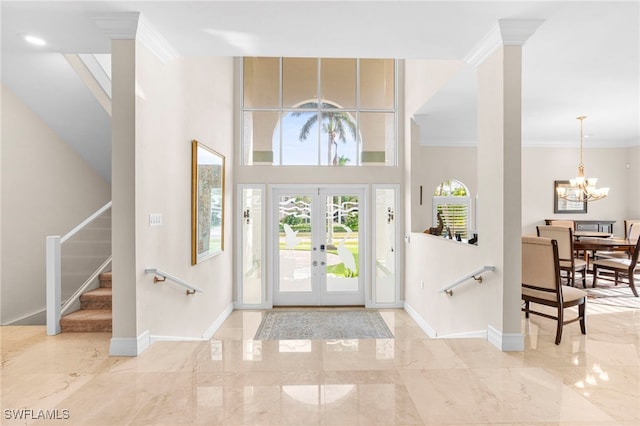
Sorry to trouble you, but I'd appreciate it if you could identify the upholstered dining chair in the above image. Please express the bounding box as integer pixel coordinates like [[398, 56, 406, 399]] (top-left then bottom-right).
[[521, 235, 587, 345], [592, 224, 640, 297], [548, 220, 575, 230], [624, 219, 640, 239], [593, 221, 640, 260], [536, 225, 587, 287]]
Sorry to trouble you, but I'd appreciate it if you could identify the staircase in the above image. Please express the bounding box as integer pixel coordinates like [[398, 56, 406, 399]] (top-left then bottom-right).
[[60, 272, 112, 332]]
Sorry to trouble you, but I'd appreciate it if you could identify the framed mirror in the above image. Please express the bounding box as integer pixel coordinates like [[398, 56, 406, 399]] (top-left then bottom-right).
[[554, 180, 587, 214], [192, 140, 225, 264]]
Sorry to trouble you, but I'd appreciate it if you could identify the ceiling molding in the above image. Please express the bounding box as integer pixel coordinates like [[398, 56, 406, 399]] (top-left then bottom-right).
[[465, 19, 544, 67], [137, 17, 179, 64], [92, 12, 140, 40], [498, 19, 544, 45]]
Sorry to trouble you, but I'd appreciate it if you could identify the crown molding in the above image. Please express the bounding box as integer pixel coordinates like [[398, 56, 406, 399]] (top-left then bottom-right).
[[465, 19, 544, 67], [92, 13, 178, 63], [498, 19, 544, 45], [92, 12, 140, 40]]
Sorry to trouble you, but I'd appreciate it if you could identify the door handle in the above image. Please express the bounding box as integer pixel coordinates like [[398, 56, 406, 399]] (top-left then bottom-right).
[[320, 261, 326, 266]]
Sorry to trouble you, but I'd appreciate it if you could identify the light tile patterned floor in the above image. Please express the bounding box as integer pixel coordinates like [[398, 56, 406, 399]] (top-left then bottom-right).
[[1, 306, 639, 425]]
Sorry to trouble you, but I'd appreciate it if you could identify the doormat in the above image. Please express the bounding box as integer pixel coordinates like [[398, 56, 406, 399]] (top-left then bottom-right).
[[253, 310, 394, 340]]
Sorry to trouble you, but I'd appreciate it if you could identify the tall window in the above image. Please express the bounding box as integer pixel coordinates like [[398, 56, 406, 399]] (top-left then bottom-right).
[[432, 180, 472, 239], [242, 58, 396, 166]]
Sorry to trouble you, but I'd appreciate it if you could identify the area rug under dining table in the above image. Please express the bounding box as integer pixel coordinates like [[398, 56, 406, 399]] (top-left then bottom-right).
[[584, 278, 640, 309], [253, 309, 394, 340]]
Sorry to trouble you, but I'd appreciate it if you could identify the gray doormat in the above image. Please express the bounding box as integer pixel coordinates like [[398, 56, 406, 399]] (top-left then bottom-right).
[[253, 310, 394, 340]]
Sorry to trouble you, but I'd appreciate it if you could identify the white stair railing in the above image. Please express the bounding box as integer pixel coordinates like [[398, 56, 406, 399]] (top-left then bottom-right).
[[144, 268, 203, 295], [46, 201, 112, 335], [438, 265, 496, 296]]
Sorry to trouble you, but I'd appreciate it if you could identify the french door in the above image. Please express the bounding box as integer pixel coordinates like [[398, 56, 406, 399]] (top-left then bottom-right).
[[272, 186, 365, 306]]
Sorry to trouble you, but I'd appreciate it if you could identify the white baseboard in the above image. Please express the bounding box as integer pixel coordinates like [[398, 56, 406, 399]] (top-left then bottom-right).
[[150, 335, 205, 343], [3, 308, 46, 325], [202, 302, 234, 340], [149, 303, 234, 343], [403, 301, 437, 338], [488, 325, 524, 352], [110, 330, 150, 356], [437, 329, 488, 339]]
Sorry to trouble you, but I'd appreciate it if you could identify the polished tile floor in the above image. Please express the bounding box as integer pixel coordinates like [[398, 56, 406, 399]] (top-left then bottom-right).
[[1, 305, 639, 425]]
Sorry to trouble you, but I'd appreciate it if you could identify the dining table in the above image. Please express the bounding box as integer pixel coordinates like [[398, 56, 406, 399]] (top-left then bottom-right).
[[573, 237, 636, 271]]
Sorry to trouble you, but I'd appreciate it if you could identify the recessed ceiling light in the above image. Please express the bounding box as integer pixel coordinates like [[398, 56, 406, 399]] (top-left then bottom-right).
[[23, 34, 46, 46]]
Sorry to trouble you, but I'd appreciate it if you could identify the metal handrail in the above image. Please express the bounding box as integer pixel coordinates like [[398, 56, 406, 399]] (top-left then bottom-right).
[[144, 268, 204, 295], [438, 265, 495, 296]]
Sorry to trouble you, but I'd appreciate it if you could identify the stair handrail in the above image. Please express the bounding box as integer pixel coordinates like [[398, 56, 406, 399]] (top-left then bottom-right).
[[144, 268, 204, 295], [438, 265, 496, 296], [46, 201, 112, 335], [60, 256, 112, 315], [61, 201, 112, 243]]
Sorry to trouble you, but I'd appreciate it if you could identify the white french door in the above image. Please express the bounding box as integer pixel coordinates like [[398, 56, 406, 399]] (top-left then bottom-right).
[[272, 186, 365, 306]]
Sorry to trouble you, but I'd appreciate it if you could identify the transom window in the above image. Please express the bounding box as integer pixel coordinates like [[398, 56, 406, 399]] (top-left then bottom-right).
[[242, 58, 397, 166]]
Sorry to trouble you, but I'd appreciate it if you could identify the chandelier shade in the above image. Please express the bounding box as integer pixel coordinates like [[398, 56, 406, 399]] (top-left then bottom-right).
[[556, 116, 609, 203]]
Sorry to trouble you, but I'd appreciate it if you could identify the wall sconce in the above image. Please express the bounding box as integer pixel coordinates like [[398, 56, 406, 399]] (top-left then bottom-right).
[[243, 208, 251, 224], [387, 207, 394, 224]]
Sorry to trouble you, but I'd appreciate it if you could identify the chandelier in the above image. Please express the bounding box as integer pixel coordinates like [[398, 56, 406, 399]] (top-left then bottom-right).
[[556, 116, 609, 202]]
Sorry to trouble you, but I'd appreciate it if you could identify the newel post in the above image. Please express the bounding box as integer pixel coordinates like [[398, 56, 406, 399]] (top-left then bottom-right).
[[46, 236, 61, 335]]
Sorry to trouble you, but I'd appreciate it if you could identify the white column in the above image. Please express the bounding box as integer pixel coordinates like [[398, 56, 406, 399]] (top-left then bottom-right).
[[94, 13, 142, 355], [471, 19, 543, 351]]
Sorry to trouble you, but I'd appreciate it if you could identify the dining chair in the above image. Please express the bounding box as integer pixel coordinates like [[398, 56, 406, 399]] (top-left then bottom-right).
[[624, 219, 640, 239], [521, 235, 587, 345], [592, 224, 640, 297], [536, 225, 587, 287], [548, 220, 575, 230]]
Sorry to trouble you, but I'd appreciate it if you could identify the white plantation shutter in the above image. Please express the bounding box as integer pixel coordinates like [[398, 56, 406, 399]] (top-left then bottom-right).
[[433, 196, 471, 239]]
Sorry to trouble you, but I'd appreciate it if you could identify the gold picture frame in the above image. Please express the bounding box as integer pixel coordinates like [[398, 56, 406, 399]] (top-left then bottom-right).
[[191, 140, 225, 264]]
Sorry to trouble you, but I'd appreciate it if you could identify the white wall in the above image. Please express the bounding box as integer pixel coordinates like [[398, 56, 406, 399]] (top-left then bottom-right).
[[404, 59, 500, 339], [413, 144, 638, 238], [134, 46, 234, 339], [522, 146, 634, 236], [412, 146, 477, 233], [0, 84, 111, 324]]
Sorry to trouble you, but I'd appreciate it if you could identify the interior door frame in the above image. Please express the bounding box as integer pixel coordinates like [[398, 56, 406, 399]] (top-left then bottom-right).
[[270, 184, 369, 306]]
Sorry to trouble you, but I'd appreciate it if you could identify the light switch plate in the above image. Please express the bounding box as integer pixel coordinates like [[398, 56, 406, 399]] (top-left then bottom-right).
[[149, 213, 162, 226]]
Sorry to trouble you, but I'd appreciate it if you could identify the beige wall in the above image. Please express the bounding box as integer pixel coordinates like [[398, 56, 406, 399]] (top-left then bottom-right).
[[410, 145, 638, 238], [133, 46, 234, 338], [0, 84, 111, 324], [628, 146, 640, 219], [412, 146, 478, 233], [522, 146, 634, 236]]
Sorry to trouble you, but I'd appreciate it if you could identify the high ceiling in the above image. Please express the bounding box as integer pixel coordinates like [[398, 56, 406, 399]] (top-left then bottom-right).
[[2, 1, 639, 180]]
